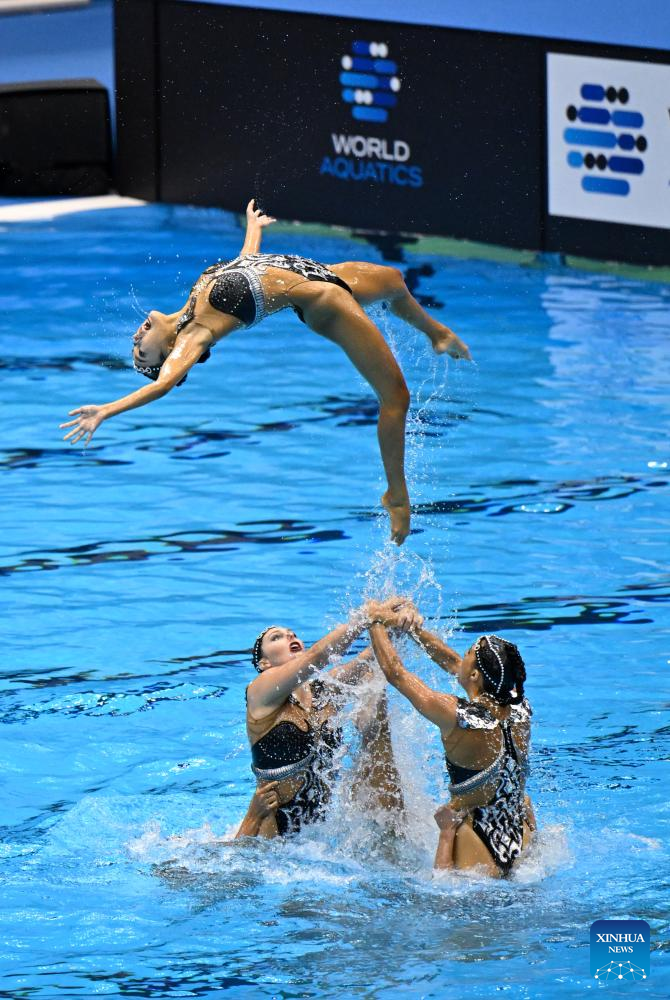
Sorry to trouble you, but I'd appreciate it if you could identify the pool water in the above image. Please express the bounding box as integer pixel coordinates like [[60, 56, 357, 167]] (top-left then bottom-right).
[[1, 205, 669, 998]]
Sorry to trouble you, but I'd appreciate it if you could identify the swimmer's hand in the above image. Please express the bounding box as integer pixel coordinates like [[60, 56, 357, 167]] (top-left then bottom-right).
[[246, 198, 276, 230], [60, 404, 106, 447], [234, 782, 280, 838], [434, 804, 465, 831], [389, 600, 424, 633], [363, 597, 422, 632], [250, 782, 280, 819]]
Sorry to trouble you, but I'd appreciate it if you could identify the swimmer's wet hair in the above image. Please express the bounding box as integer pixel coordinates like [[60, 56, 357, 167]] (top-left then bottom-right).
[[475, 635, 526, 705]]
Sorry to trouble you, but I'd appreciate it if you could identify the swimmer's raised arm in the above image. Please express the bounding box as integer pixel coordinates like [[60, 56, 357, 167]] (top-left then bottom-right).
[[247, 610, 375, 715], [407, 623, 463, 677], [328, 646, 375, 686], [240, 198, 276, 256], [247, 598, 407, 714], [369, 623, 458, 735], [60, 327, 213, 446], [325, 596, 420, 687]]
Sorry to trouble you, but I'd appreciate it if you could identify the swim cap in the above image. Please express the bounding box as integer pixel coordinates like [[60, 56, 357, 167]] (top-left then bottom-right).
[[251, 625, 283, 672], [475, 635, 526, 705]]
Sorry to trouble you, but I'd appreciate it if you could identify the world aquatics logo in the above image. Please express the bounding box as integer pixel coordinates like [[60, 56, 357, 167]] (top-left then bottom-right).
[[320, 39, 422, 189], [339, 40, 401, 124], [563, 82, 647, 197]]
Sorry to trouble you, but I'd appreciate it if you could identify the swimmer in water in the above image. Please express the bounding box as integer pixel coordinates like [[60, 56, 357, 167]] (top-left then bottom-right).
[[244, 597, 419, 838], [368, 613, 536, 877], [60, 200, 470, 544]]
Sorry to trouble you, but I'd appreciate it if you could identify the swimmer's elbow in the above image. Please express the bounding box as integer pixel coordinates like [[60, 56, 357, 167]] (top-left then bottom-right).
[[153, 377, 181, 397]]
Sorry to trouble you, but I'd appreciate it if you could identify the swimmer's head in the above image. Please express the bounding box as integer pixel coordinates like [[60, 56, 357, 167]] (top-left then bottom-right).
[[465, 635, 526, 705], [251, 625, 305, 673], [132, 311, 173, 380], [132, 310, 211, 386]]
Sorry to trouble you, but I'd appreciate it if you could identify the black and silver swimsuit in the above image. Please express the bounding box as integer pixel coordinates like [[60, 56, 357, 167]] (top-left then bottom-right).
[[446, 698, 532, 875], [176, 253, 353, 335], [250, 682, 342, 837]]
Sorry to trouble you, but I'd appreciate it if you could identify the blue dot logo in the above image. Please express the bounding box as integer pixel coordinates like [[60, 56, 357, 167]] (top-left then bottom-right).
[[339, 40, 401, 124], [562, 83, 647, 197]]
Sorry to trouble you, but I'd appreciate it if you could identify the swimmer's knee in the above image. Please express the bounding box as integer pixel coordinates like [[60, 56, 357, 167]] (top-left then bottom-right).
[[383, 378, 410, 413], [382, 266, 406, 298]]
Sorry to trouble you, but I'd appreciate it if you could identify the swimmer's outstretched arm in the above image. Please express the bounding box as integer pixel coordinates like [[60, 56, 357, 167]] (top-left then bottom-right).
[[60, 327, 213, 446], [239, 198, 276, 256], [369, 623, 458, 736], [328, 598, 422, 685], [247, 609, 375, 716], [247, 598, 408, 715], [407, 623, 462, 677]]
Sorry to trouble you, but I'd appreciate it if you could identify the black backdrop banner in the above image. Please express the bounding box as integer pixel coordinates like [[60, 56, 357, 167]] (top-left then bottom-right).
[[114, 0, 669, 265]]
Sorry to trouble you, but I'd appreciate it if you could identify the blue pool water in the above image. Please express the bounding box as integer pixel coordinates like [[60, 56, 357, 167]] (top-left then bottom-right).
[[1, 205, 669, 998]]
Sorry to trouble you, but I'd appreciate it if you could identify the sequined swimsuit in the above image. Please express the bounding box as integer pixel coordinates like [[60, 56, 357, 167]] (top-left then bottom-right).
[[176, 253, 353, 335], [446, 698, 532, 875], [247, 680, 342, 837]]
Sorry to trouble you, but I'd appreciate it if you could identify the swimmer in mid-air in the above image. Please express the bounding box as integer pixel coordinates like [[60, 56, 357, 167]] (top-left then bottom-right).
[[61, 200, 470, 543]]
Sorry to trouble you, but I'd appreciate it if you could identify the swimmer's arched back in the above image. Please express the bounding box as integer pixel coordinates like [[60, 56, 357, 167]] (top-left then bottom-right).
[[61, 200, 471, 543]]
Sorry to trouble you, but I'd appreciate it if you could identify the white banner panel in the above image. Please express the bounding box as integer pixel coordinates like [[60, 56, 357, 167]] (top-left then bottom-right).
[[547, 53, 670, 230]]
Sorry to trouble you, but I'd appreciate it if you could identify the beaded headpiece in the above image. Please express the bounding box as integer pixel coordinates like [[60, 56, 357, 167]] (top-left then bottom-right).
[[133, 361, 162, 381], [251, 625, 283, 672], [475, 634, 507, 696]]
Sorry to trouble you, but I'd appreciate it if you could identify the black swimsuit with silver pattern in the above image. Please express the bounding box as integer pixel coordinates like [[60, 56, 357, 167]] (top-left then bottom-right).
[[447, 698, 532, 875], [176, 253, 353, 336], [250, 681, 342, 837]]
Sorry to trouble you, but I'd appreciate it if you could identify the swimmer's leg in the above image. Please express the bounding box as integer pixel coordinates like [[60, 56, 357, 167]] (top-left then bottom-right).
[[524, 794, 537, 834], [451, 821, 501, 877], [294, 283, 411, 544], [434, 806, 503, 877], [352, 690, 404, 814], [329, 262, 471, 360]]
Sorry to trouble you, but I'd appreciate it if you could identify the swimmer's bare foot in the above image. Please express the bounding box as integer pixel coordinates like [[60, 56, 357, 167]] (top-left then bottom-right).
[[382, 491, 410, 545], [430, 326, 472, 361]]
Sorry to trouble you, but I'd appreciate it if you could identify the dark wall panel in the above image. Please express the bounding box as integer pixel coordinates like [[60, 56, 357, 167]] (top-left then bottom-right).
[[156, 2, 543, 248], [114, 1, 669, 264], [114, 0, 159, 200], [546, 215, 670, 267]]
